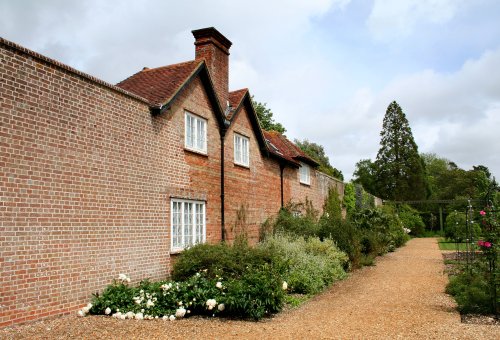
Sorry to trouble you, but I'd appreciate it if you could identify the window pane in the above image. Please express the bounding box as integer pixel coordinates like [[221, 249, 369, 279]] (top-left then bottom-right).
[[197, 119, 205, 151], [234, 136, 241, 163], [242, 138, 248, 165], [186, 115, 194, 148], [184, 203, 193, 246], [300, 163, 310, 184], [172, 202, 182, 248], [195, 203, 203, 244]]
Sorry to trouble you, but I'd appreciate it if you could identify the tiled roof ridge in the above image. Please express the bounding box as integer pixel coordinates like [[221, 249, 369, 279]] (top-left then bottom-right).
[[115, 59, 205, 108], [141, 60, 200, 72], [116, 60, 201, 88], [0, 36, 150, 105]]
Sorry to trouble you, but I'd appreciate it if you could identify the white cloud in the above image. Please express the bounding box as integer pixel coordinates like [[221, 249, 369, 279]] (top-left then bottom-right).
[[367, 0, 464, 42], [317, 46, 500, 180], [1, 0, 499, 181]]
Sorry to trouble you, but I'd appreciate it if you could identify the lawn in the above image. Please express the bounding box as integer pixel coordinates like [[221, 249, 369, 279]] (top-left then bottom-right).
[[438, 238, 468, 251]]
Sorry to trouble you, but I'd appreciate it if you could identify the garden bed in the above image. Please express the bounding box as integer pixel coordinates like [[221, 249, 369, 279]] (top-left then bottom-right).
[[442, 252, 499, 325]]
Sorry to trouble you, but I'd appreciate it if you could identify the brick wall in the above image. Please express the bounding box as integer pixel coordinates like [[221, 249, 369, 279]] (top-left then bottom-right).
[[287, 167, 345, 214], [0, 36, 347, 327], [165, 76, 223, 244], [224, 105, 282, 243], [0, 39, 225, 327]]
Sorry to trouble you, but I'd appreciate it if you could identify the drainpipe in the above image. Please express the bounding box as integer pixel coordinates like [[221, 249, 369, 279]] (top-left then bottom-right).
[[220, 120, 229, 242]]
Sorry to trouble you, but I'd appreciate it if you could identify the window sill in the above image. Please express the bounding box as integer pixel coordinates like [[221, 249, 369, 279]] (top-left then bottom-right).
[[300, 181, 311, 187], [234, 162, 250, 169], [170, 248, 184, 255], [184, 147, 208, 157]]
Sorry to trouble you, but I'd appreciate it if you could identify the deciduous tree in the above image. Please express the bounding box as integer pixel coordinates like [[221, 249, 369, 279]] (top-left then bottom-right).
[[251, 96, 286, 133]]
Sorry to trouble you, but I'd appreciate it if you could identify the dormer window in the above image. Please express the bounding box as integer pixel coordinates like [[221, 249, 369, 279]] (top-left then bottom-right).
[[234, 133, 249, 167], [299, 162, 310, 185], [185, 111, 207, 154]]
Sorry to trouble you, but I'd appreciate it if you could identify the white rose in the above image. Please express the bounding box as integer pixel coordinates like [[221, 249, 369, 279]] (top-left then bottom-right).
[[105, 307, 111, 315], [216, 281, 223, 289], [77, 310, 85, 317], [282, 281, 288, 290], [135, 312, 144, 320], [206, 299, 217, 309], [175, 308, 186, 318], [217, 303, 225, 312], [126, 311, 135, 319], [169, 315, 176, 321]]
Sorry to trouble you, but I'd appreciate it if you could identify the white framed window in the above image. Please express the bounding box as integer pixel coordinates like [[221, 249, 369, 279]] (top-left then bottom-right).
[[185, 111, 207, 153], [234, 133, 249, 167], [299, 162, 310, 185], [171, 199, 206, 251]]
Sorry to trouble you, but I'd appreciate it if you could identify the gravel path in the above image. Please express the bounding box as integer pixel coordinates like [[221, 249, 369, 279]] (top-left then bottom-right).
[[1, 238, 498, 339]]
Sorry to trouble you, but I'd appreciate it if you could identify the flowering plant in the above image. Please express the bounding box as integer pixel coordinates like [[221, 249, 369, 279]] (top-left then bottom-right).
[[477, 240, 492, 248]]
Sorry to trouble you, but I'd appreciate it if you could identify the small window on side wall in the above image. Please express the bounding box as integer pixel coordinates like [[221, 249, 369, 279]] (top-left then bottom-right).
[[234, 133, 249, 167], [299, 162, 310, 185], [185, 111, 207, 153]]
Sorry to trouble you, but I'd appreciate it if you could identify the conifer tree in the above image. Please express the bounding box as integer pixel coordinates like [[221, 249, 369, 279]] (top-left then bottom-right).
[[374, 101, 427, 200]]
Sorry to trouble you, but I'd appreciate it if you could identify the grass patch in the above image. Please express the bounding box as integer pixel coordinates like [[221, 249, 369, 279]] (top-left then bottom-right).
[[438, 238, 468, 251]]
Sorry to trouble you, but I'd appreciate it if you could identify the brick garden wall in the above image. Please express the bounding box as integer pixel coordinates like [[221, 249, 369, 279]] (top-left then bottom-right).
[[287, 166, 345, 215], [0, 37, 347, 327]]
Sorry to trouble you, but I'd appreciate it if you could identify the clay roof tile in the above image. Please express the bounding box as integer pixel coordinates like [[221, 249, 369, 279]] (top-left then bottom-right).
[[116, 60, 202, 107]]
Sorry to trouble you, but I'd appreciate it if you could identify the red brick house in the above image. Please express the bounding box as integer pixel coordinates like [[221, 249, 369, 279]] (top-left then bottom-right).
[[0, 27, 344, 327]]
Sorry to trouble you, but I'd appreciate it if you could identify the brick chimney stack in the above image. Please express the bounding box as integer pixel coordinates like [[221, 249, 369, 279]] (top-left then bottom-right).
[[192, 27, 232, 108]]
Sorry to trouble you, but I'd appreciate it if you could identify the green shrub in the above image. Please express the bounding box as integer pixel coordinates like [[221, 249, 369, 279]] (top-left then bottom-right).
[[343, 182, 356, 215], [351, 206, 409, 256], [319, 216, 362, 267], [398, 204, 425, 236], [259, 234, 348, 294], [267, 200, 320, 238], [171, 241, 276, 281], [90, 273, 227, 319], [444, 211, 480, 242], [446, 265, 497, 314], [90, 281, 136, 315], [224, 263, 285, 320]]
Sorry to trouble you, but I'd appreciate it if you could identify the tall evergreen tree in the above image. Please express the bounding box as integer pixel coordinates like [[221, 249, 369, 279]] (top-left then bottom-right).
[[374, 101, 427, 200]]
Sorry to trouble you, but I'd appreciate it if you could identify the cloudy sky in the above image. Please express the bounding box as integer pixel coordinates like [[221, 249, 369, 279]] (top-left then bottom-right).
[[1, 0, 499, 180]]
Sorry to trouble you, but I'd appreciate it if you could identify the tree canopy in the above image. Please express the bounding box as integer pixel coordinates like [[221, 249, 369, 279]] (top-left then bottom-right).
[[294, 139, 344, 180], [422, 153, 498, 202], [251, 96, 286, 133], [352, 159, 377, 194], [353, 101, 427, 200], [373, 101, 427, 201]]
